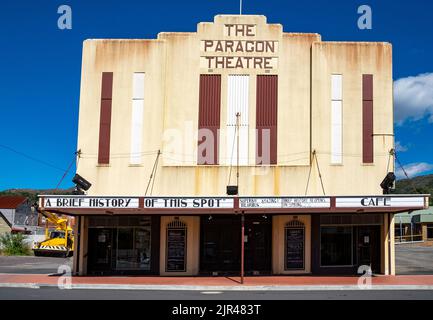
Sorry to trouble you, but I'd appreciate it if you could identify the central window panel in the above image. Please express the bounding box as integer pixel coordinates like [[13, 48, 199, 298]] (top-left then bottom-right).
[[320, 226, 353, 266], [225, 75, 250, 165]]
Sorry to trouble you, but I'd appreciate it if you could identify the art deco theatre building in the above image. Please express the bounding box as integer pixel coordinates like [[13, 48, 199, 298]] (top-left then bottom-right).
[[39, 15, 429, 276]]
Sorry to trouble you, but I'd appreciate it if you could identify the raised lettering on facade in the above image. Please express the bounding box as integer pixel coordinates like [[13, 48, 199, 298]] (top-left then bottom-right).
[[201, 24, 279, 70]]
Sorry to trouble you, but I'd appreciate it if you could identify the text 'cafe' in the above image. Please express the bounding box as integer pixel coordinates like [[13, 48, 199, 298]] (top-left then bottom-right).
[[38, 14, 429, 277]]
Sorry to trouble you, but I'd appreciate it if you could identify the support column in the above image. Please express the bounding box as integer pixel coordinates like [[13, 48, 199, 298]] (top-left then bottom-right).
[[422, 224, 428, 241], [382, 213, 395, 276], [382, 214, 389, 275], [389, 213, 396, 275], [78, 216, 88, 276], [72, 216, 81, 275]]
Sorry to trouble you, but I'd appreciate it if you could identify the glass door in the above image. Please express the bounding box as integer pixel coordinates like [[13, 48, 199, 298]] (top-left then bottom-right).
[[245, 218, 272, 274], [88, 228, 113, 273], [200, 216, 241, 273], [357, 226, 380, 273]]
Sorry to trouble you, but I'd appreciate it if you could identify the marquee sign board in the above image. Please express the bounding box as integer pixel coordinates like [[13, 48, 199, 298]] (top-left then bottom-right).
[[42, 197, 234, 209], [43, 197, 140, 209], [336, 197, 426, 208], [142, 198, 234, 209], [41, 196, 427, 211], [239, 197, 331, 209]]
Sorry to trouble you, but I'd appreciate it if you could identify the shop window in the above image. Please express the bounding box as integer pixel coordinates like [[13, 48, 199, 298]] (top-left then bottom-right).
[[88, 216, 152, 272], [116, 227, 151, 271], [321, 226, 353, 266], [166, 219, 187, 272], [285, 220, 305, 271]]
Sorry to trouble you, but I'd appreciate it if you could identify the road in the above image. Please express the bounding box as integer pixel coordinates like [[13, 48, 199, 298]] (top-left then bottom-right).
[[0, 256, 72, 274], [1, 287, 433, 300], [396, 244, 433, 275]]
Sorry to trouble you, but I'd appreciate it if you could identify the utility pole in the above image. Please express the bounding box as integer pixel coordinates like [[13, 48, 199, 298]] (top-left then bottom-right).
[[236, 112, 240, 190], [236, 112, 244, 285], [241, 214, 245, 284]]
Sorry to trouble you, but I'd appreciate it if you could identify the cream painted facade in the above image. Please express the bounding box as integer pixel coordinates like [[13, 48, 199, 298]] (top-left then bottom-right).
[[76, 15, 393, 197], [65, 15, 419, 277]]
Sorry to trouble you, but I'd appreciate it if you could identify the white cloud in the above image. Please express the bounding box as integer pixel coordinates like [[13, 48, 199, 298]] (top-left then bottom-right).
[[394, 72, 433, 125], [396, 162, 433, 179], [395, 141, 408, 152]]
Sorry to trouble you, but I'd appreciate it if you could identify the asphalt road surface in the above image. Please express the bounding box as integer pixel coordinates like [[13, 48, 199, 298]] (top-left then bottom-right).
[[1, 287, 433, 300], [396, 244, 433, 275], [0, 256, 72, 274]]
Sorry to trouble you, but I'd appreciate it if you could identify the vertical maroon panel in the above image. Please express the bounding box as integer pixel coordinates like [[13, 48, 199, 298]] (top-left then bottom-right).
[[98, 72, 113, 164], [363, 74, 373, 101], [363, 100, 374, 163], [98, 100, 112, 164], [256, 75, 278, 165], [362, 74, 374, 163], [198, 75, 221, 165], [101, 72, 113, 100]]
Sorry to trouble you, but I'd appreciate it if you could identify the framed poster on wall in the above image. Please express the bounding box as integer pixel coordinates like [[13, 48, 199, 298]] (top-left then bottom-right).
[[166, 221, 187, 272], [285, 222, 305, 271]]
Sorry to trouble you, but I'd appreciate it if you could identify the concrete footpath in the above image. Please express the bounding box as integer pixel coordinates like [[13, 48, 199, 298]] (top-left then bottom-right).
[[2, 274, 433, 291]]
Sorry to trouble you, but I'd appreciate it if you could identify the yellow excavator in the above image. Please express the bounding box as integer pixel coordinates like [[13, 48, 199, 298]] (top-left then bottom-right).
[[32, 210, 74, 258]]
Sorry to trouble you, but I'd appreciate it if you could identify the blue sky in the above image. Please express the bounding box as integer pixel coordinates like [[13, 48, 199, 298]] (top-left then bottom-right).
[[0, 0, 432, 190]]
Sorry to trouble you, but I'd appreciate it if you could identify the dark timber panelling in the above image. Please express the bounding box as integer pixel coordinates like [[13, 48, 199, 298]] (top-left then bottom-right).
[[362, 75, 374, 164], [198, 75, 221, 165], [98, 72, 113, 164], [256, 75, 278, 165]]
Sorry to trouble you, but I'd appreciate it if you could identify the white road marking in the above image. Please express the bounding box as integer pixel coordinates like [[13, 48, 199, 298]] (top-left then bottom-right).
[[200, 291, 223, 294]]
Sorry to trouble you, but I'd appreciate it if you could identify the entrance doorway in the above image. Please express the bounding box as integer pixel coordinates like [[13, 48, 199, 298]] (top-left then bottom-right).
[[357, 226, 381, 273], [88, 228, 113, 273], [200, 215, 272, 275]]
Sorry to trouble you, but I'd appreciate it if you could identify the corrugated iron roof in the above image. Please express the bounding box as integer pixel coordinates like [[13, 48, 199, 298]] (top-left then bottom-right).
[[0, 196, 27, 209]]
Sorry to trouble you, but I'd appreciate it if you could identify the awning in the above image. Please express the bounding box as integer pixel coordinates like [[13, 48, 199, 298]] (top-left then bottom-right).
[[38, 194, 430, 216]]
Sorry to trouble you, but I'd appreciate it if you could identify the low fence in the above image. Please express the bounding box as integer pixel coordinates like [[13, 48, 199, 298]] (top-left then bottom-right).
[[395, 234, 424, 244]]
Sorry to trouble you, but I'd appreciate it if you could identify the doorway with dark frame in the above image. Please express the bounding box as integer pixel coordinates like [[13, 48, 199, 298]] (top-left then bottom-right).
[[88, 228, 113, 274], [357, 226, 381, 274], [200, 215, 272, 275]]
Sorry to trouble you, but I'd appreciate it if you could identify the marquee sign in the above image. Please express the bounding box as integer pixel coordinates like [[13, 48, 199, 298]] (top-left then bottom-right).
[[44, 197, 140, 209], [239, 197, 331, 209], [142, 198, 234, 209], [43, 197, 234, 209], [41, 196, 427, 211], [336, 197, 426, 208]]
